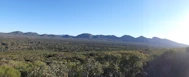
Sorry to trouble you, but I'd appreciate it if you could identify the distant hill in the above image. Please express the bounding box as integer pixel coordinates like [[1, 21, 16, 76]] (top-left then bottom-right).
[[0, 31, 188, 48]]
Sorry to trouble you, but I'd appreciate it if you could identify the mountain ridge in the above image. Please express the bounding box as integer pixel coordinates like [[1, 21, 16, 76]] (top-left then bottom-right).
[[0, 31, 188, 48]]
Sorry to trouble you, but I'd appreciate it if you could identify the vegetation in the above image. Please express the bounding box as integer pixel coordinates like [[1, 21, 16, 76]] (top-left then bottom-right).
[[0, 37, 188, 77], [0, 37, 148, 52], [0, 48, 187, 77], [0, 51, 149, 77]]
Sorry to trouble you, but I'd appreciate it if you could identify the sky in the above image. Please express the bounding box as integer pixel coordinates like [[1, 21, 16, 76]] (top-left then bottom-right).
[[0, 0, 189, 44]]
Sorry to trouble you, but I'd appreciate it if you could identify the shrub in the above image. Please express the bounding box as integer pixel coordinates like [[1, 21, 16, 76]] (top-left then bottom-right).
[[0, 66, 21, 77]]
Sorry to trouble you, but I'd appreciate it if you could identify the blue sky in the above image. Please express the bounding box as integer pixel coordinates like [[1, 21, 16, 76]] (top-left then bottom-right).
[[0, 0, 189, 44]]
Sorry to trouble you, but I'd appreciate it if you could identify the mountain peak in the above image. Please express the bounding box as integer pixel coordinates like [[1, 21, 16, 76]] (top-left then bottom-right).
[[137, 36, 147, 38], [152, 37, 161, 39], [76, 33, 93, 39], [10, 31, 24, 34], [24, 32, 38, 36]]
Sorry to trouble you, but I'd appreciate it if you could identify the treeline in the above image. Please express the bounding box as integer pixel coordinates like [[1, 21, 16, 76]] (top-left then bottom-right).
[[0, 51, 148, 77], [0, 37, 149, 52]]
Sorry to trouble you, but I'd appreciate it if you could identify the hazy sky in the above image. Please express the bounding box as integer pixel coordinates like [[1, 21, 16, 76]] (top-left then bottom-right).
[[0, 0, 189, 44]]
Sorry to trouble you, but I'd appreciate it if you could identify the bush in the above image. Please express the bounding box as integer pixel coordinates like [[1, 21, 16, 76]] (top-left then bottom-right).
[[0, 66, 21, 77]]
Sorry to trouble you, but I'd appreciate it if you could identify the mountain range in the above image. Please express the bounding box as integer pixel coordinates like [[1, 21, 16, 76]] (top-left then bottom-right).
[[0, 31, 188, 48]]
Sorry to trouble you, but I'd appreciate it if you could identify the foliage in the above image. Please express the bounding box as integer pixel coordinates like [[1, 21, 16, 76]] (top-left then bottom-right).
[[0, 37, 148, 52], [0, 50, 148, 77], [0, 66, 21, 77], [145, 48, 189, 77], [0, 36, 187, 77]]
